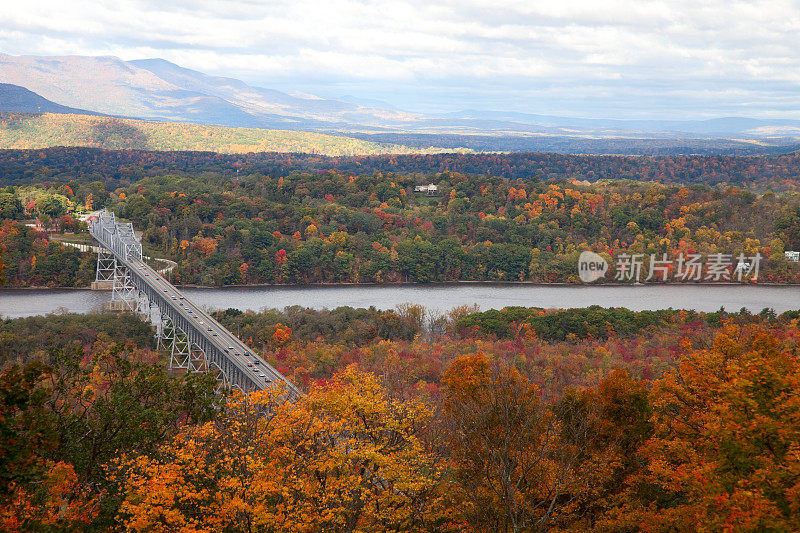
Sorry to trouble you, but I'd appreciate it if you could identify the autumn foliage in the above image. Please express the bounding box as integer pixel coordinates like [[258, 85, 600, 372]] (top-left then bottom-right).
[[6, 150, 800, 288], [599, 322, 800, 531], [2, 309, 800, 531]]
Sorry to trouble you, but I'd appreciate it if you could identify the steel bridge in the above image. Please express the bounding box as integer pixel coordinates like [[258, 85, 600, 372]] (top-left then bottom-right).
[[89, 209, 299, 400]]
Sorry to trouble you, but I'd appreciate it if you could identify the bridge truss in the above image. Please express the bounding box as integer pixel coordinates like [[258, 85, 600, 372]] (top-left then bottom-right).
[[89, 209, 299, 399]]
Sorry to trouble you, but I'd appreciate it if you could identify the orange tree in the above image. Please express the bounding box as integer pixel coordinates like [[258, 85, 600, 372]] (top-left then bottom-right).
[[0, 362, 100, 531], [600, 322, 800, 531], [0, 461, 100, 532]]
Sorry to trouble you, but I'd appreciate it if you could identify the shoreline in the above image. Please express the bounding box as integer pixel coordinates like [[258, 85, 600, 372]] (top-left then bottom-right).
[[3, 280, 800, 291]]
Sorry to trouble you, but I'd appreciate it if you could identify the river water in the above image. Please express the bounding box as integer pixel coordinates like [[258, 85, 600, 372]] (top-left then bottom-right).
[[1, 284, 799, 319]]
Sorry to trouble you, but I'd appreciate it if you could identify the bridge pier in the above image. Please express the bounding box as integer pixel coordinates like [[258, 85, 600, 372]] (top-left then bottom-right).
[[111, 263, 149, 314]]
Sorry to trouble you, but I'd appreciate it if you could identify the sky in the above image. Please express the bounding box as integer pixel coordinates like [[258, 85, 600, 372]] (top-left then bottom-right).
[[2, 0, 799, 119]]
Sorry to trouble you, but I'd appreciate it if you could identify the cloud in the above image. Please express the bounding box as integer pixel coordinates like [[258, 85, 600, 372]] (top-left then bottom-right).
[[1, 0, 799, 118]]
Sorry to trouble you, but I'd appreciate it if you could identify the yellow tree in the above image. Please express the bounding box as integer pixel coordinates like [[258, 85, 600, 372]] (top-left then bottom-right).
[[115, 367, 450, 532]]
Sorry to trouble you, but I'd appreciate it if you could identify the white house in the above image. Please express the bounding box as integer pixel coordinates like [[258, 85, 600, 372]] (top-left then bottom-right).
[[414, 184, 438, 194]]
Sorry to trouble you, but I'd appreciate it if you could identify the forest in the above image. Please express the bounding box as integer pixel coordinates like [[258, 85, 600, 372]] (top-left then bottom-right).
[[2, 305, 800, 531], [3, 159, 800, 286]]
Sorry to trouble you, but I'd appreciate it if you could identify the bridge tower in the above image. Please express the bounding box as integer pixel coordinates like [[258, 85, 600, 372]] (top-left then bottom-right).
[[93, 248, 116, 290]]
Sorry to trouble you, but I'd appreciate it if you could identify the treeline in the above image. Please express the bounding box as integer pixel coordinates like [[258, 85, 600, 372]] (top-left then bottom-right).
[[4, 147, 800, 188], [454, 304, 788, 341], [456, 305, 676, 340], [212, 304, 779, 394], [212, 304, 426, 347], [106, 172, 800, 285], [213, 303, 749, 346], [2, 309, 800, 530], [348, 131, 800, 156]]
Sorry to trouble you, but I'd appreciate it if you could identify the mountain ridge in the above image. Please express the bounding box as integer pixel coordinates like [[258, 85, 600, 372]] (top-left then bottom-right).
[[0, 83, 103, 115]]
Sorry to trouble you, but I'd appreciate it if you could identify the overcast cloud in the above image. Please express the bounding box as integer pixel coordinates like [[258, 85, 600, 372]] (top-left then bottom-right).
[[2, 0, 799, 118]]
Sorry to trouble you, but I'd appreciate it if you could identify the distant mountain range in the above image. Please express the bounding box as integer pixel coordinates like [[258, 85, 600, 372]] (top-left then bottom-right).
[[1, 52, 799, 154], [444, 110, 800, 138], [0, 53, 420, 131]]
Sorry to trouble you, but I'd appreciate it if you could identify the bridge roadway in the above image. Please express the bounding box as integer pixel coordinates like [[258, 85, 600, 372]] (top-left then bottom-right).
[[89, 211, 300, 400]]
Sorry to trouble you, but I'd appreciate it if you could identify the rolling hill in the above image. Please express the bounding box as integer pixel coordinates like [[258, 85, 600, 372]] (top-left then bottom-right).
[[0, 112, 462, 156]]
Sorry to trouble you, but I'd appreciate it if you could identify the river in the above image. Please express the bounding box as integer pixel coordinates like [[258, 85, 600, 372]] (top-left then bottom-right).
[[1, 284, 800, 319]]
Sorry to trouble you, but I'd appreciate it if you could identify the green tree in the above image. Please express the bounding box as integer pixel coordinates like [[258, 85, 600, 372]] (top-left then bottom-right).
[[0, 193, 23, 220], [35, 195, 66, 218]]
